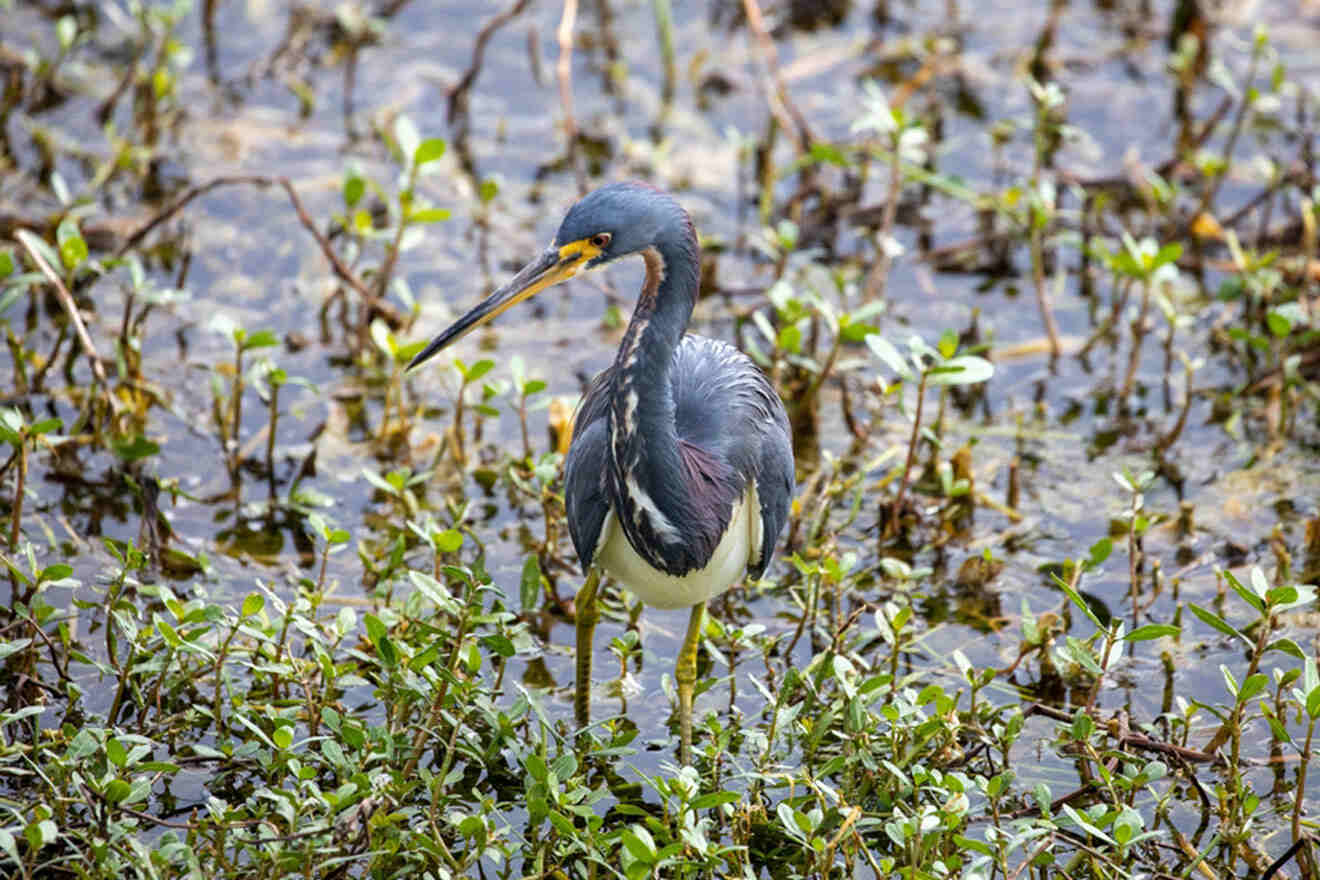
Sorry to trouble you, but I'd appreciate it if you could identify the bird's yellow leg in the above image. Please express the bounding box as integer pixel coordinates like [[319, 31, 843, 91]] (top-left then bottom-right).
[[574, 568, 601, 733], [676, 601, 706, 766]]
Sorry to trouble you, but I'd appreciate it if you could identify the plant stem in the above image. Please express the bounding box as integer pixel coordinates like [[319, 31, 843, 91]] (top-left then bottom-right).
[[230, 346, 244, 476], [890, 369, 928, 534], [266, 383, 279, 500], [9, 437, 25, 551]]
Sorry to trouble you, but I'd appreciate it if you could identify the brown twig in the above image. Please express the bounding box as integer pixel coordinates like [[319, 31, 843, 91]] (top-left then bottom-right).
[[1154, 352, 1195, 452], [277, 178, 406, 328], [1117, 732, 1217, 765], [114, 174, 275, 259], [447, 0, 532, 123], [1262, 836, 1309, 880], [15, 231, 119, 412], [556, 0, 579, 148], [740, 0, 813, 153]]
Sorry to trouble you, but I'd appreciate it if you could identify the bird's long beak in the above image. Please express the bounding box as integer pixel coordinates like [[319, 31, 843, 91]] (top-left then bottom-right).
[[407, 245, 583, 371]]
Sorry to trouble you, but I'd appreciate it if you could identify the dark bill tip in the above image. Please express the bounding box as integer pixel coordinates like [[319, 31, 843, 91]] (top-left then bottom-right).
[[406, 246, 567, 372]]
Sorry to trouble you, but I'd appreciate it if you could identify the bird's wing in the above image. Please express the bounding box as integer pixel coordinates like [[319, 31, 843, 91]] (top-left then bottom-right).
[[749, 380, 794, 578], [671, 336, 794, 578], [563, 370, 613, 569]]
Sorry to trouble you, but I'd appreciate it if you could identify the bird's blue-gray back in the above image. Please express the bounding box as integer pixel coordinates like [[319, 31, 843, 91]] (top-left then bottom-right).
[[564, 335, 793, 579]]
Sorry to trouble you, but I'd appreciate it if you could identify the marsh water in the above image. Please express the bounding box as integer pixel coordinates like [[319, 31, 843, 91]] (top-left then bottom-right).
[[4, 0, 1320, 871]]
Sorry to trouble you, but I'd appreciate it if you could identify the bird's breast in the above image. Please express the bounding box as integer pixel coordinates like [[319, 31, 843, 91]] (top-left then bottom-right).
[[594, 484, 761, 609]]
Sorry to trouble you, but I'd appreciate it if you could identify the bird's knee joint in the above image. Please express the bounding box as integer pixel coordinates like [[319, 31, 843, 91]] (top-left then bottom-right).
[[675, 657, 698, 688], [576, 598, 600, 628]]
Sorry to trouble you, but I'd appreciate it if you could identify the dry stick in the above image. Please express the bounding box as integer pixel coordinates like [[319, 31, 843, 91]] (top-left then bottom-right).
[[7, 442, 22, 554], [447, 0, 533, 123], [1120, 280, 1152, 398], [277, 178, 407, 328], [1028, 216, 1063, 360], [1155, 353, 1194, 452], [1263, 838, 1310, 880], [862, 143, 904, 300], [1126, 481, 1141, 626], [741, 0, 812, 152], [556, 0, 581, 187], [1195, 47, 1260, 224], [113, 174, 275, 259], [15, 232, 120, 418], [887, 369, 928, 535], [80, 783, 199, 831], [117, 174, 405, 327]]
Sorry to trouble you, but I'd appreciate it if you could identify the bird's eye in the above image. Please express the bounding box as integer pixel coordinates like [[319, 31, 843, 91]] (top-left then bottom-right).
[[590, 233, 612, 249]]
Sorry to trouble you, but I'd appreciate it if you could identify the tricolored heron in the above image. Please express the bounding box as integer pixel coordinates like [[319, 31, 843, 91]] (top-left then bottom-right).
[[408, 183, 794, 764]]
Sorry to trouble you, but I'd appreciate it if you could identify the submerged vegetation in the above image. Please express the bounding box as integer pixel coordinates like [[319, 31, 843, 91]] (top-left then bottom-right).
[[1, 0, 1319, 877]]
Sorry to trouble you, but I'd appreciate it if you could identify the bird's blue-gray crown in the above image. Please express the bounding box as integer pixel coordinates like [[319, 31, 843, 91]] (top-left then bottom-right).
[[555, 182, 695, 270]]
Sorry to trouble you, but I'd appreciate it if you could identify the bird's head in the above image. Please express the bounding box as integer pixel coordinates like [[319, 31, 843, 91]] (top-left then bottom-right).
[[408, 182, 692, 371]]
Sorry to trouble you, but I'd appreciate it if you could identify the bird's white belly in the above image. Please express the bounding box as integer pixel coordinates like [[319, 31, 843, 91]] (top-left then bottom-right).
[[595, 485, 762, 609]]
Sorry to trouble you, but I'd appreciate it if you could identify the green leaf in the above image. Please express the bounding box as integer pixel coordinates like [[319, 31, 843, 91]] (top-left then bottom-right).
[[241, 329, 280, 351], [927, 355, 994, 386], [241, 593, 264, 618], [1224, 568, 1265, 613], [549, 752, 577, 780], [954, 834, 994, 857], [464, 359, 495, 382], [56, 15, 77, 50], [111, 435, 160, 462], [1221, 664, 1239, 697], [691, 791, 741, 809], [520, 555, 542, 614], [364, 613, 387, 648], [435, 529, 463, 553], [1086, 538, 1113, 568], [1124, 623, 1179, 641], [1266, 310, 1292, 338], [1061, 804, 1114, 844], [1237, 673, 1267, 704], [56, 217, 88, 270], [0, 250, 13, 278], [38, 563, 72, 583], [621, 826, 658, 862], [106, 738, 127, 767], [481, 633, 515, 657], [370, 319, 395, 357], [409, 207, 451, 224], [394, 115, 421, 165], [414, 138, 447, 167], [362, 469, 396, 494], [103, 779, 132, 804], [1187, 603, 1251, 647], [155, 615, 181, 648], [1266, 638, 1306, 660], [0, 828, 20, 866], [24, 818, 57, 852], [1053, 573, 1103, 630], [524, 753, 547, 782], [343, 171, 365, 208], [777, 324, 803, 353], [1064, 637, 1103, 677], [865, 335, 911, 380]]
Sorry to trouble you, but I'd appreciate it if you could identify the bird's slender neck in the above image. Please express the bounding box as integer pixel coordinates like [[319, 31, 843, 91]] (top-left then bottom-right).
[[606, 229, 700, 566], [612, 244, 695, 408]]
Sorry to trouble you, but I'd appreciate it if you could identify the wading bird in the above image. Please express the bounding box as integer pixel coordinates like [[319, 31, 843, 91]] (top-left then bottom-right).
[[408, 183, 794, 764]]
